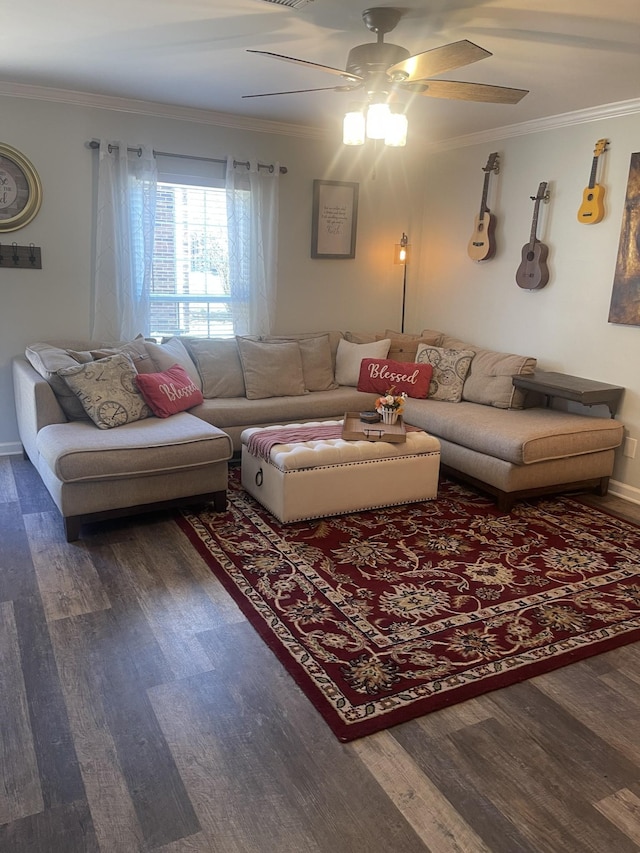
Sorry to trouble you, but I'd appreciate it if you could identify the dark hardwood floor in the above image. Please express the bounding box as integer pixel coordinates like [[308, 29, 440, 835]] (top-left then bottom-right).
[[1, 454, 640, 853]]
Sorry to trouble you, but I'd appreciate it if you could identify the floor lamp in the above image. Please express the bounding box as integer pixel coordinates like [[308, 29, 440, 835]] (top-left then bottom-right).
[[394, 233, 410, 333]]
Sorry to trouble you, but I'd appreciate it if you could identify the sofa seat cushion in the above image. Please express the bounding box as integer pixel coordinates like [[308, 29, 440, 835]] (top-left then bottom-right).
[[189, 387, 378, 429], [36, 412, 233, 483], [403, 399, 623, 465]]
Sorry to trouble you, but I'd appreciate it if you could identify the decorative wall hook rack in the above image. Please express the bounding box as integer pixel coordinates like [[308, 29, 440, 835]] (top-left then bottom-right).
[[0, 243, 42, 269]]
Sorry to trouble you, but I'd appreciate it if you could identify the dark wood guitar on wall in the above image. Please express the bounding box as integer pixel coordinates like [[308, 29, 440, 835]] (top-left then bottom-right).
[[577, 138, 608, 224], [467, 152, 499, 261], [515, 181, 550, 290]]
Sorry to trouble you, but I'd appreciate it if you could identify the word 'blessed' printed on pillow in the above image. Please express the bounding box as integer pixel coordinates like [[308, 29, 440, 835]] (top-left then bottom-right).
[[357, 358, 433, 398], [135, 364, 204, 418]]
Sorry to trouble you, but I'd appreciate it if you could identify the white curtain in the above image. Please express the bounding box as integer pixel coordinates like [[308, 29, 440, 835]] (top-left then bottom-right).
[[226, 157, 280, 336], [92, 141, 157, 341]]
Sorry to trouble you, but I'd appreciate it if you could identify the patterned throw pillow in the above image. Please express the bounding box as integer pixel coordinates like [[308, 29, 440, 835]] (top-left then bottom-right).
[[135, 364, 204, 418], [415, 345, 475, 403], [59, 353, 152, 429]]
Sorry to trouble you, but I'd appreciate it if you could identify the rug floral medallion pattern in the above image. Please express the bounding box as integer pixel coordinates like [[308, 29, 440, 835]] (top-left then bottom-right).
[[178, 472, 640, 741]]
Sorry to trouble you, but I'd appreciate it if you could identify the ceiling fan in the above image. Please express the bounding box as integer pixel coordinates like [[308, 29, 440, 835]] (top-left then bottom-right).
[[243, 6, 529, 107]]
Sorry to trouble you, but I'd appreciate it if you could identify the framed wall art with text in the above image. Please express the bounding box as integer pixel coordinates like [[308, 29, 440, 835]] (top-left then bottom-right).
[[311, 179, 358, 259]]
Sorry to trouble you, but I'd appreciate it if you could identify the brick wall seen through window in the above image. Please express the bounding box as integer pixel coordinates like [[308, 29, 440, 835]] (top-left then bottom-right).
[[150, 182, 233, 339]]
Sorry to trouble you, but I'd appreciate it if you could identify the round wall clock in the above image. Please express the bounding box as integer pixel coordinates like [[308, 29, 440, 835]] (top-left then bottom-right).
[[0, 143, 42, 232]]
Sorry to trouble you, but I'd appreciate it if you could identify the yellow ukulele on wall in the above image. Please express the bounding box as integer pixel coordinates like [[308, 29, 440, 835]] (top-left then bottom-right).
[[467, 152, 499, 261], [577, 139, 608, 224]]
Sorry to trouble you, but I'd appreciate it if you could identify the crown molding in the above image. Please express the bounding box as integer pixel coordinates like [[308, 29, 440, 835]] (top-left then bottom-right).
[[3, 80, 639, 151], [425, 98, 640, 152], [0, 80, 326, 140]]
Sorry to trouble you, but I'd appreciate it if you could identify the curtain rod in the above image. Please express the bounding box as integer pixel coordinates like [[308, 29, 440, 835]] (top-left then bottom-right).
[[87, 140, 287, 174]]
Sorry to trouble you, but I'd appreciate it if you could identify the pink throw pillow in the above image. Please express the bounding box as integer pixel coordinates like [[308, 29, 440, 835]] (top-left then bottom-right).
[[135, 364, 203, 418], [357, 358, 433, 398]]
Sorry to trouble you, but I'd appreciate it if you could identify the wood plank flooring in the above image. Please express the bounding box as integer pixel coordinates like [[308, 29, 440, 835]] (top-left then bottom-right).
[[1, 454, 639, 853]]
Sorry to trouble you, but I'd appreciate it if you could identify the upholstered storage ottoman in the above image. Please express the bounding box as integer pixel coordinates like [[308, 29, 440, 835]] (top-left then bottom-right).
[[240, 420, 441, 523]]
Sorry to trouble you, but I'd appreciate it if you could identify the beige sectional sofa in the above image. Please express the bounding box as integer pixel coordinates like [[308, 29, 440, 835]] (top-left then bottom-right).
[[13, 328, 624, 540]]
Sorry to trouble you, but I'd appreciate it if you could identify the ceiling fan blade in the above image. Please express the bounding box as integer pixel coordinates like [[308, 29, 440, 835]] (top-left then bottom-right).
[[242, 85, 358, 99], [247, 50, 363, 84], [388, 40, 491, 83], [418, 79, 528, 104]]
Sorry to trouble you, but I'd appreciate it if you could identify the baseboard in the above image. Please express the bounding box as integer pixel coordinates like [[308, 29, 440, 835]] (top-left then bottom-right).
[[608, 478, 640, 506], [0, 442, 22, 457]]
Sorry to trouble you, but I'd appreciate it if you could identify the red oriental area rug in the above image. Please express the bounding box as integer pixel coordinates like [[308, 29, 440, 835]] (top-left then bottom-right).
[[177, 470, 640, 741]]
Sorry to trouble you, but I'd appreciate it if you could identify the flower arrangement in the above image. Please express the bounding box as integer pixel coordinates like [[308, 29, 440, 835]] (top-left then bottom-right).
[[375, 390, 406, 415]]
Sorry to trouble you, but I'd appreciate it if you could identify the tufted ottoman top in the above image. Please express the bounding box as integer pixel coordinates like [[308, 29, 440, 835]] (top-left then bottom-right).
[[241, 420, 440, 472]]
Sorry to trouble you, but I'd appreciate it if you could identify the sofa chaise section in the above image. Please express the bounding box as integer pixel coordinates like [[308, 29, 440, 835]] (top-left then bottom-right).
[[403, 397, 623, 510], [13, 357, 233, 541]]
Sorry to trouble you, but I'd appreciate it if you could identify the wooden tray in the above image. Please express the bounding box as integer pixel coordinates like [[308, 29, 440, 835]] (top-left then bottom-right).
[[342, 412, 407, 443]]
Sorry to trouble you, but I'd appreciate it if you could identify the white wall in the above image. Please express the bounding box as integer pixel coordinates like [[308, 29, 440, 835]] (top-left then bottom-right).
[[411, 113, 640, 500], [0, 90, 425, 452], [4, 88, 639, 500]]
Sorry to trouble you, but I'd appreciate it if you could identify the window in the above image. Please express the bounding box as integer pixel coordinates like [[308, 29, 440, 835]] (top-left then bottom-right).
[[150, 158, 235, 339]]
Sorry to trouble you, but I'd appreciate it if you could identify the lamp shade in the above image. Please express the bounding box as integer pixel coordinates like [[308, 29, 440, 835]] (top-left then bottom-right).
[[394, 233, 410, 264], [366, 102, 391, 140], [385, 110, 408, 147], [343, 108, 365, 146]]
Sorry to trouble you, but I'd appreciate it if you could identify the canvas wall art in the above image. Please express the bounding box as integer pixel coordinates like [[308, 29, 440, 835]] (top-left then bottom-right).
[[609, 151, 640, 326]]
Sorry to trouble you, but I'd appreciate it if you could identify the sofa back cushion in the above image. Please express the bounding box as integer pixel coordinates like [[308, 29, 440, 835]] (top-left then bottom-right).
[[25, 337, 152, 421], [185, 338, 246, 398], [264, 333, 338, 391], [236, 337, 307, 400], [145, 338, 202, 389], [25, 342, 92, 420], [439, 334, 537, 409]]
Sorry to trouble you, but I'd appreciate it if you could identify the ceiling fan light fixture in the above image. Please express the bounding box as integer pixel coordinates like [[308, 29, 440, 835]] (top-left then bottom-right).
[[366, 101, 391, 140], [384, 106, 408, 147], [343, 106, 366, 146]]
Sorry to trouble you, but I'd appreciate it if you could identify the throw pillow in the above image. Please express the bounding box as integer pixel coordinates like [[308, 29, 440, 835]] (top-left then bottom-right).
[[58, 353, 152, 429], [415, 344, 475, 403], [463, 349, 537, 409], [145, 337, 202, 390], [334, 338, 391, 386], [437, 335, 537, 409], [357, 358, 433, 398], [236, 337, 307, 400], [377, 332, 445, 363], [85, 335, 155, 374], [265, 334, 338, 391], [135, 364, 204, 418], [344, 331, 378, 344], [182, 338, 245, 398], [25, 342, 92, 420], [419, 329, 446, 346]]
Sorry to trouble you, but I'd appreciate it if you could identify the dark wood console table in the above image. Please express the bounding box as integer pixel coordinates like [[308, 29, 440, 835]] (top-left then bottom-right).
[[512, 370, 624, 417]]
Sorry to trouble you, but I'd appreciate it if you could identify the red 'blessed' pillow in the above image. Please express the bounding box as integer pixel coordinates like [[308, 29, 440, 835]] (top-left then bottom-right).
[[135, 363, 203, 418], [357, 358, 433, 398]]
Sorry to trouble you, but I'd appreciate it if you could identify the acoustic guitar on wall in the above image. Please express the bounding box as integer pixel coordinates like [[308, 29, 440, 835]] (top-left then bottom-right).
[[467, 152, 499, 261], [515, 181, 550, 290], [577, 138, 608, 224]]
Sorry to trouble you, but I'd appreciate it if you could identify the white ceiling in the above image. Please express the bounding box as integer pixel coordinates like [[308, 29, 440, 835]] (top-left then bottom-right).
[[4, 0, 640, 143]]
